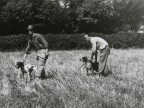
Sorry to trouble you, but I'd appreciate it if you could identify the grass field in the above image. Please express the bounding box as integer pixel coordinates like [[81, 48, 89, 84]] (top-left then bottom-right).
[[1, 49, 144, 108]]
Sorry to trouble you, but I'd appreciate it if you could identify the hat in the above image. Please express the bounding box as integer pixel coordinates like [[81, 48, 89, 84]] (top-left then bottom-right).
[[27, 25, 33, 30]]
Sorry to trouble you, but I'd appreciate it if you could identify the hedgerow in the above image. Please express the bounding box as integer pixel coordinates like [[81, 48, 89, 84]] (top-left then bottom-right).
[[0, 32, 144, 51]]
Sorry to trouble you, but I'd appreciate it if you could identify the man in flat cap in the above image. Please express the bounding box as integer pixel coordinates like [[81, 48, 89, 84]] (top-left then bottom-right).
[[23, 25, 49, 79]]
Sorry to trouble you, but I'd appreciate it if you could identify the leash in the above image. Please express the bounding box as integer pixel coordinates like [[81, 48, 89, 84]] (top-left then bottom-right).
[[77, 63, 86, 72]]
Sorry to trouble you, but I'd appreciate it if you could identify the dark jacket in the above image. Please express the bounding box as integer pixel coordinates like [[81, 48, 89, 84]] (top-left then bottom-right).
[[25, 33, 48, 54]]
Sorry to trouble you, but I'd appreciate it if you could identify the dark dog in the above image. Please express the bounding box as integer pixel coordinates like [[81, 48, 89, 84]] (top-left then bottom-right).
[[80, 57, 98, 75], [15, 62, 37, 81]]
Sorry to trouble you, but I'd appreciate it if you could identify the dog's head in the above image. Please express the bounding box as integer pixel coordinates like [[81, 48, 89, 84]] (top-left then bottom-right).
[[80, 57, 88, 63], [15, 62, 24, 69]]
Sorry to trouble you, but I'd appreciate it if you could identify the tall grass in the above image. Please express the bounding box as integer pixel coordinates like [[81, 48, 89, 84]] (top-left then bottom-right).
[[1, 49, 144, 108]]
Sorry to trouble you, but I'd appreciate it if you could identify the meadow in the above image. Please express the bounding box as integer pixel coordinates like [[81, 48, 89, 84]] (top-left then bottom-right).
[[1, 49, 144, 108]]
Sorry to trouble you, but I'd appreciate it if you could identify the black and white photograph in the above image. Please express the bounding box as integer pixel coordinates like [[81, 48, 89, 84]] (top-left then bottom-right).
[[0, 0, 144, 108]]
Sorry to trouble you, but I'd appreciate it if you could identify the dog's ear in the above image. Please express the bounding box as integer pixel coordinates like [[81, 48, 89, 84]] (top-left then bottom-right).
[[16, 62, 24, 68], [82, 57, 88, 62], [15, 62, 20, 69]]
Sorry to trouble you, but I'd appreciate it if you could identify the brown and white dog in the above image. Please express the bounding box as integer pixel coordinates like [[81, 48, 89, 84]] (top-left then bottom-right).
[[80, 57, 98, 75], [15, 62, 37, 81]]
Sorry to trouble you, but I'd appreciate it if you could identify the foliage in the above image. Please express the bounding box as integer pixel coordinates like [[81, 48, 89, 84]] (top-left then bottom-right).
[[113, 0, 144, 32], [0, 0, 33, 34], [0, 33, 144, 51], [0, 34, 28, 51], [0, 0, 144, 35]]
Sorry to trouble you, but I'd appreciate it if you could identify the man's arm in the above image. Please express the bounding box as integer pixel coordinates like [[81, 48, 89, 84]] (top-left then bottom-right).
[[24, 40, 32, 62], [25, 40, 32, 54], [45, 49, 49, 55], [39, 35, 48, 49], [45, 49, 49, 60], [39, 35, 49, 56], [23, 54, 27, 63], [91, 41, 97, 60]]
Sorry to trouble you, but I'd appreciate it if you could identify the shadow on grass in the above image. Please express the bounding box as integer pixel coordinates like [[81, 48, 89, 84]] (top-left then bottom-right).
[[40, 68, 57, 80]]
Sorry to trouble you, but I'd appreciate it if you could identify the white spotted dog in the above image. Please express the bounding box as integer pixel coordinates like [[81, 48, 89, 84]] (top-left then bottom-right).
[[15, 62, 37, 81], [80, 57, 98, 75]]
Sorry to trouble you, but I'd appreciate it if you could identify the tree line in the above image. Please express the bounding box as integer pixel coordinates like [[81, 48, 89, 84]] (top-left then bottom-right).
[[0, 0, 144, 35]]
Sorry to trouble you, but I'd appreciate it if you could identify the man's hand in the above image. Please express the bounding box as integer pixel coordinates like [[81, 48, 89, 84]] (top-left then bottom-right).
[[91, 51, 95, 60], [23, 54, 27, 63], [46, 53, 50, 60], [90, 58, 95, 63], [23, 59, 25, 63], [46, 52, 50, 56]]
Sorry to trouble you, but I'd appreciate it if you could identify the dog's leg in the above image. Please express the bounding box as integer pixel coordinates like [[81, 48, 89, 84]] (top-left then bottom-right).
[[30, 71, 35, 80], [22, 72, 25, 79], [23, 74, 26, 82], [29, 72, 32, 81], [26, 72, 30, 83], [86, 68, 89, 76]]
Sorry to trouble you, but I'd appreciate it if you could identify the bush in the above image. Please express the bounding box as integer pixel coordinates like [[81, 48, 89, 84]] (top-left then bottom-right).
[[0, 34, 91, 51], [44, 34, 90, 50], [0, 34, 28, 51], [0, 32, 144, 51]]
